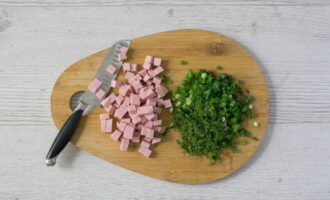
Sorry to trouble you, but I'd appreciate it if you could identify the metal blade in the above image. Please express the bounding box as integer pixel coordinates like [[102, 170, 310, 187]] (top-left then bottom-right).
[[77, 39, 131, 115]]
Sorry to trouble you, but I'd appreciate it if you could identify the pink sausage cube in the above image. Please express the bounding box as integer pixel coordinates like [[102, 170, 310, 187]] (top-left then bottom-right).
[[146, 98, 157, 107], [152, 126, 159, 132], [122, 63, 131, 71], [144, 137, 153, 142], [152, 77, 161, 84], [138, 87, 148, 94], [108, 93, 116, 104], [140, 89, 155, 100], [105, 119, 113, 133], [129, 113, 137, 120], [140, 127, 149, 136], [111, 130, 122, 141], [100, 119, 106, 132], [154, 107, 162, 114], [155, 85, 168, 98], [101, 94, 115, 108], [100, 114, 109, 120], [149, 91, 157, 98], [96, 89, 106, 99], [132, 136, 140, 143], [157, 126, 166, 134], [115, 95, 124, 105], [120, 140, 129, 151], [127, 105, 137, 112], [133, 74, 142, 81], [153, 57, 162, 66], [138, 69, 148, 76], [88, 78, 102, 93], [122, 96, 131, 106], [121, 118, 131, 123], [124, 71, 135, 80], [147, 70, 154, 78], [111, 80, 122, 88], [132, 116, 142, 125], [136, 124, 142, 131], [131, 64, 138, 72], [105, 105, 116, 115], [108, 93, 117, 103], [130, 94, 141, 106], [163, 99, 172, 108], [146, 80, 153, 86], [137, 106, 154, 115], [118, 52, 127, 61], [143, 63, 151, 70], [106, 65, 117, 75], [133, 131, 140, 137], [123, 125, 135, 139], [145, 121, 153, 128], [119, 85, 130, 96], [114, 105, 128, 119], [145, 113, 156, 121], [153, 120, 162, 126], [139, 147, 152, 158], [122, 138, 130, 145], [117, 121, 127, 132], [113, 101, 120, 108], [152, 137, 161, 144], [141, 116, 148, 124], [131, 80, 143, 91], [151, 66, 164, 77], [143, 73, 151, 82], [146, 129, 154, 138], [144, 56, 153, 64], [157, 98, 164, 107], [141, 140, 151, 148], [161, 85, 169, 95], [119, 47, 129, 53]]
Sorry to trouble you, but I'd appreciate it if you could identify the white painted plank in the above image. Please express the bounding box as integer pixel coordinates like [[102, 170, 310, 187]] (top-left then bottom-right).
[[0, 0, 330, 7], [0, 123, 329, 200], [1, 6, 330, 125]]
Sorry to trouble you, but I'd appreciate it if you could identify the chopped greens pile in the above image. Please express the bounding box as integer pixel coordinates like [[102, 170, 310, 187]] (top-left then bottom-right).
[[161, 74, 173, 84], [171, 69, 256, 164]]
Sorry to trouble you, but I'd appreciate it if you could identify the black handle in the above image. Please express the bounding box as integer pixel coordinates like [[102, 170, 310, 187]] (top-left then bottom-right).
[[45, 109, 84, 166]]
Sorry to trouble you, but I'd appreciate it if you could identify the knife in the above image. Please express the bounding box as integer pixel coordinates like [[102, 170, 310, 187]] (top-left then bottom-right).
[[45, 39, 131, 166]]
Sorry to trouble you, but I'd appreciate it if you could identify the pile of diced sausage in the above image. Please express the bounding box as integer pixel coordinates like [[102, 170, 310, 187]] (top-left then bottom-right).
[[88, 47, 172, 157]]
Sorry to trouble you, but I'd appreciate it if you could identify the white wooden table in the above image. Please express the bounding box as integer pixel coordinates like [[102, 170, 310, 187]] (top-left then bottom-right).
[[1, 1, 330, 199]]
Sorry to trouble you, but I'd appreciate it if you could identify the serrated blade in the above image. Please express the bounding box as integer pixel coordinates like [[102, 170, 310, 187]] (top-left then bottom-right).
[[77, 39, 131, 115]]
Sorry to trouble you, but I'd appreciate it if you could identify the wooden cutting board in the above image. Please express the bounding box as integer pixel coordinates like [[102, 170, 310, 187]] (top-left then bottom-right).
[[51, 29, 269, 184]]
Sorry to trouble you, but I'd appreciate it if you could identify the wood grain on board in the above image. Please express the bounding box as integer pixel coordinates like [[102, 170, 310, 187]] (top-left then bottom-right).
[[51, 29, 269, 184]]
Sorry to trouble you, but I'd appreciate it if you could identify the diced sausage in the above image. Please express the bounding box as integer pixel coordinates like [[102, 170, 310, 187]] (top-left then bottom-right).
[[106, 65, 117, 75], [88, 78, 102, 93]]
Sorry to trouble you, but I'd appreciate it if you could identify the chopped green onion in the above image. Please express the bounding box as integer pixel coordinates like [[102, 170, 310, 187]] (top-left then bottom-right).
[[172, 69, 257, 164], [238, 80, 245, 84], [180, 60, 188, 65], [216, 65, 223, 70], [161, 74, 173, 84]]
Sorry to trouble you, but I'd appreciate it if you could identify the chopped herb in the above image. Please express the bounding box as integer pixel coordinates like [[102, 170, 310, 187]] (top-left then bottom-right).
[[180, 60, 188, 65], [239, 139, 248, 145], [161, 74, 173, 84], [216, 65, 223, 70], [238, 79, 245, 84], [171, 69, 256, 164], [252, 136, 259, 141]]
